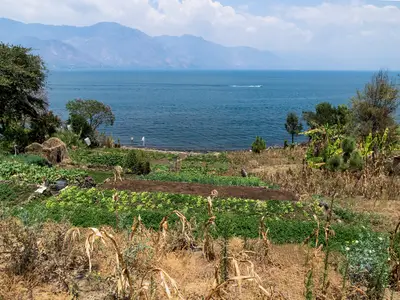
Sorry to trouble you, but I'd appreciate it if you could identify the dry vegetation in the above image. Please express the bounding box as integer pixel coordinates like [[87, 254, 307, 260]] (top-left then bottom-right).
[[0, 216, 347, 300], [229, 148, 400, 203]]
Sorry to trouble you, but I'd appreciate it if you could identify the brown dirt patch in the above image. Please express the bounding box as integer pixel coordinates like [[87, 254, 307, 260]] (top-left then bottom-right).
[[102, 179, 297, 201]]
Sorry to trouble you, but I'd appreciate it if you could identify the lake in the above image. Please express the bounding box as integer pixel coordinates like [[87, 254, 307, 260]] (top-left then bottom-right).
[[48, 70, 379, 151]]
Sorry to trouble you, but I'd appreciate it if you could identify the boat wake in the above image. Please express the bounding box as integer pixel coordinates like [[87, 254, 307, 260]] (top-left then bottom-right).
[[230, 85, 262, 88]]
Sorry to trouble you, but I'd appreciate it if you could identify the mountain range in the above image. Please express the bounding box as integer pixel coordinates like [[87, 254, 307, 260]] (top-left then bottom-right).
[[0, 18, 282, 70]]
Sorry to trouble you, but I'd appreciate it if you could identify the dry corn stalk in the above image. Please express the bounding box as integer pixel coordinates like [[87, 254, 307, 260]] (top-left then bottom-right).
[[204, 216, 216, 261], [258, 216, 272, 263], [139, 267, 184, 299], [206, 275, 271, 300], [129, 215, 147, 241], [85, 228, 106, 273], [101, 230, 134, 298], [156, 210, 194, 256], [85, 228, 133, 299], [62, 227, 81, 253]]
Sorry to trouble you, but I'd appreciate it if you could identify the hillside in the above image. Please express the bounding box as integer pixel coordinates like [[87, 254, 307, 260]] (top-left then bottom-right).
[[0, 18, 281, 70]]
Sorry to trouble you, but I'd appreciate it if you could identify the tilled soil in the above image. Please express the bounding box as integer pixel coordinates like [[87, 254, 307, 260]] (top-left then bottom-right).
[[102, 179, 297, 201]]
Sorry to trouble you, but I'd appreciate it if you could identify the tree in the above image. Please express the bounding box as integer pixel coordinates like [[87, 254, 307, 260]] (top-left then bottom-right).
[[66, 99, 115, 131], [303, 102, 350, 129], [285, 112, 303, 144], [0, 43, 48, 135], [351, 70, 399, 139], [29, 111, 62, 143]]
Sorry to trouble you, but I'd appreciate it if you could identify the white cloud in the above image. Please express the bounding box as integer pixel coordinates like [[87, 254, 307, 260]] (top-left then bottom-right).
[[0, 0, 399, 68]]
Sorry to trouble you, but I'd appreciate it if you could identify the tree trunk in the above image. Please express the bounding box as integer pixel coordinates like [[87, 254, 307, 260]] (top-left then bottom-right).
[[291, 134, 294, 144]]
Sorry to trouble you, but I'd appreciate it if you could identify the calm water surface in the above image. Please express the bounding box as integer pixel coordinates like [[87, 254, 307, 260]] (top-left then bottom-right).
[[48, 70, 379, 150]]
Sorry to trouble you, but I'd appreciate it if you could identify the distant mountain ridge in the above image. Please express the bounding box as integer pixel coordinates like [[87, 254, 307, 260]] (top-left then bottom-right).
[[0, 18, 282, 70]]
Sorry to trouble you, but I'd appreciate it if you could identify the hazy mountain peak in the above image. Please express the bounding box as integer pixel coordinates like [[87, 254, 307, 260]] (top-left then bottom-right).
[[0, 18, 281, 70]]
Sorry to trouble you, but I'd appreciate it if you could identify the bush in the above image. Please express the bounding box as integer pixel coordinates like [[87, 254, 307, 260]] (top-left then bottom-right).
[[342, 137, 356, 162], [15, 154, 51, 167], [251, 136, 266, 154], [345, 232, 389, 299], [124, 150, 151, 175], [3, 125, 30, 153], [68, 114, 94, 139], [53, 130, 85, 148], [29, 111, 61, 144], [284, 140, 289, 149], [349, 151, 364, 171], [327, 154, 342, 171]]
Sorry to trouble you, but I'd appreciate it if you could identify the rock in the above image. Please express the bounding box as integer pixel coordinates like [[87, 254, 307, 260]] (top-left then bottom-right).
[[51, 179, 68, 191]]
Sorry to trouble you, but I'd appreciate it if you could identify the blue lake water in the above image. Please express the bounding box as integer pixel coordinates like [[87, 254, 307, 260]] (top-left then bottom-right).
[[48, 70, 380, 151]]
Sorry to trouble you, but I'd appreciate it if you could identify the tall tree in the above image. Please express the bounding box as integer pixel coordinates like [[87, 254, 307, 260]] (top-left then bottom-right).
[[285, 112, 303, 144], [351, 70, 399, 139], [66, 99, 115, 131], [0, 43, 48, 134]]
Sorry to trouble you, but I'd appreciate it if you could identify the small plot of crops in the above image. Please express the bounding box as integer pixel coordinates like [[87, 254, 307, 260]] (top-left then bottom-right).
[[70, 148, 177, 167], [139, 172, 275, 188], [0, 160, 87, 184]]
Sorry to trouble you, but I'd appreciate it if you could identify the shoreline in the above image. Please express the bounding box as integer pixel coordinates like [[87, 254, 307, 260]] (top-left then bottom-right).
[[119, 144, 290, 155]]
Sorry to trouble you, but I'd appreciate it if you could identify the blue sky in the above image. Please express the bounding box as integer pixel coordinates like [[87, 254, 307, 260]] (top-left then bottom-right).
[[0, 0, 399, 69]]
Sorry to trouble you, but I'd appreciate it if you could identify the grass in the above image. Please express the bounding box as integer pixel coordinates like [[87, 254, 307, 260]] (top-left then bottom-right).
[[86, 170, 114, 183]]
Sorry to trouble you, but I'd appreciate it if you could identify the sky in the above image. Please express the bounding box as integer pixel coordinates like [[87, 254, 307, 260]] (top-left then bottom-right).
[[0, 0, 399, 69]]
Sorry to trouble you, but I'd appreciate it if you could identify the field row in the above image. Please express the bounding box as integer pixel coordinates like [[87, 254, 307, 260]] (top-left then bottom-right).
[[4, 185, 383, 251]]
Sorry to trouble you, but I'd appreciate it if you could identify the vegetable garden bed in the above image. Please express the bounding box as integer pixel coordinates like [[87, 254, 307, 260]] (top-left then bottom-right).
[[102, 179, 297, 201]]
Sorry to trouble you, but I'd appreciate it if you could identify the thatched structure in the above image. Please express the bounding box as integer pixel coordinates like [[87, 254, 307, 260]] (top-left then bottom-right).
[[25, 138, 69, 164]]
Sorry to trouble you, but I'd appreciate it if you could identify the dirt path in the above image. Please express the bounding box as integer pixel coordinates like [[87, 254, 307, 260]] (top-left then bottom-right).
[[102, 179, 297, 201]]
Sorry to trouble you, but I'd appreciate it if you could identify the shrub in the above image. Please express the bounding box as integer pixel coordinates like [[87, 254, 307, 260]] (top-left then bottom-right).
[[15, 154, 51, 167], [251, 136, 266, 154], [344, 232, 389, 299], [342, 137, 356, 162], [29, 111, 61, 144], [124, 150, 151, 175], [284, 140, 289, 149], [53, 130, 85, 148], [349, 151, 364, 171], [326, 155, 342, 171], [68, 114, 93, 138]]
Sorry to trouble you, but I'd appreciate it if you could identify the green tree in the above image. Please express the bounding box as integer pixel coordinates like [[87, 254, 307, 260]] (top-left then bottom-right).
[[29, 111, 62, 143], [303, 102, 350, 129], [351, 70, 399, 139], [0, 43, 47, 135], [66, 99, 115, 131], [285, 112, 303, 144]]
